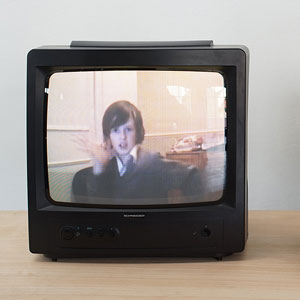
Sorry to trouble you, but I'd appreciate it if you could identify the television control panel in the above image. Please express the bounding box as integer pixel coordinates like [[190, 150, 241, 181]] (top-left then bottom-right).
[[61, 225, 120, 240], [58, 219, 221, 250]]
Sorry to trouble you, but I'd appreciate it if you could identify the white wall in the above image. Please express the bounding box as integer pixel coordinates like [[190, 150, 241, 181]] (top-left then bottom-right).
[[1, 0, 299, 210]]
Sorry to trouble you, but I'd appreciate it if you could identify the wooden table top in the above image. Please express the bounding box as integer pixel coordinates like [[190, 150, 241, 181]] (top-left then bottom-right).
[[1, 211, 300, 299]]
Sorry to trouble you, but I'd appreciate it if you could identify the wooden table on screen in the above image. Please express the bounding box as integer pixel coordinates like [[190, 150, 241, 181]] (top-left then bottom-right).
[[0, 211, 300, 300], [166, 150, 208, 169]]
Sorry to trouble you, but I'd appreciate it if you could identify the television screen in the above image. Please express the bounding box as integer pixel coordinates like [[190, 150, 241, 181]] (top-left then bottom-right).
[[46, 70, 226, 206]]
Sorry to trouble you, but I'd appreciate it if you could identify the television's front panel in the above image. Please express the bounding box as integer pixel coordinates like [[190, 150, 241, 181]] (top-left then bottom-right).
[[27, 43, 248, 259]]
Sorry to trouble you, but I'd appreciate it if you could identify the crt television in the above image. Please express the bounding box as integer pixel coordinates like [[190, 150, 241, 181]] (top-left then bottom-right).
[[27, 41, 249, 260]]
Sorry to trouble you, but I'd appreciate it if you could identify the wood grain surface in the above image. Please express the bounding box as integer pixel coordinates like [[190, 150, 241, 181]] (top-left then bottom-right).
[[0, 211, 300, 299]]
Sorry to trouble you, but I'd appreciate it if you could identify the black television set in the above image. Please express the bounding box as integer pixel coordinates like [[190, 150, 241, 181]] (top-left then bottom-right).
[[27, 40, 249, 260]]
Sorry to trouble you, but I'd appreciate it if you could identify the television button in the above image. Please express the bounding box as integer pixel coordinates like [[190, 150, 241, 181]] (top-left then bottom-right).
[[61, 226, 75, 240], [85, 226, 94, 237], [109, 227, 120, 238], [97, 226, 105, 237], [201, 227, 211, 237]]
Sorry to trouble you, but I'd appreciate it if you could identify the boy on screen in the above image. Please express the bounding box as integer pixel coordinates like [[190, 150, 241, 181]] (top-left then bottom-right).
[[72, 100, 206, 204]]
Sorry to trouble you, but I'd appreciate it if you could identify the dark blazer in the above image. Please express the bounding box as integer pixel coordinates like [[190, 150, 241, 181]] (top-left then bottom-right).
[[72, 149, 206, 204]]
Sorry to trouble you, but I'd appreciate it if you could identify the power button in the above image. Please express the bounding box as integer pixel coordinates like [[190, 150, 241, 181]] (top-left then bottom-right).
[[61, 226, 75, 240]]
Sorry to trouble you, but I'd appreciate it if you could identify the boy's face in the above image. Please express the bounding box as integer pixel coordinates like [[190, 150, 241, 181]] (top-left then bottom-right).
[[109, 117, 137, 158]]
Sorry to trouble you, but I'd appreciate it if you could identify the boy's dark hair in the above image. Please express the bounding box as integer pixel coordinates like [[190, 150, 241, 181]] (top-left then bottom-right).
[[102, 100, 145, 144]]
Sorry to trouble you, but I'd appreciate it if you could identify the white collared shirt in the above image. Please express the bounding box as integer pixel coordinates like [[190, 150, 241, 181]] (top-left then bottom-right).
[[116, 145, 138, 176]]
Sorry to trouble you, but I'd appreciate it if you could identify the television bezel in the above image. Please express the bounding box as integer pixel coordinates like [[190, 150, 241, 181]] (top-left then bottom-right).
[[27, 42, 248, 258]]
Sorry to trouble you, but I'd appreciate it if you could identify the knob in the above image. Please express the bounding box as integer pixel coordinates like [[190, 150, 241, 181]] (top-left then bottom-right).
[[109, 227, 120, 238], [201, 227, 211, 237], [61, 226, 75, 240]]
